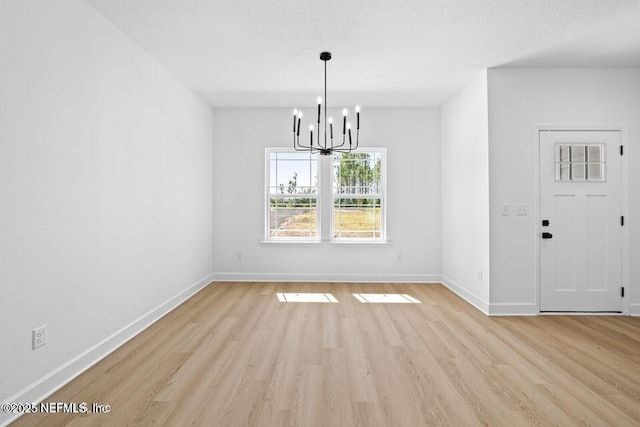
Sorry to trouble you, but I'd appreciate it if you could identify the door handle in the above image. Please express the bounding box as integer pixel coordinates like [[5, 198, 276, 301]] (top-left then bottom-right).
[[542, 232, 553, 239]]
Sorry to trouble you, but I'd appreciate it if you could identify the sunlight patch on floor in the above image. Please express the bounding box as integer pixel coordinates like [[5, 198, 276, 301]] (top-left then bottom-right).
[[352, 293, 421, 303], [276, 293, 338, 303]]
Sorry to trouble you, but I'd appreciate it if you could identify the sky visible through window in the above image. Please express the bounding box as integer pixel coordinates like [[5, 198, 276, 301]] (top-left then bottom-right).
[[267, 149, 385, 240], [269, 152, 317, 194]]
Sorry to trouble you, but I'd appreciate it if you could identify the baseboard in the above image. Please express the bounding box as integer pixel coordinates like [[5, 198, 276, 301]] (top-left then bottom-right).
[[439, 275, 490, 315], [489, 302, 538, 316], [630, 304, 640, 317], [211, 272, 441, 283], [0, 272, 215, 427]]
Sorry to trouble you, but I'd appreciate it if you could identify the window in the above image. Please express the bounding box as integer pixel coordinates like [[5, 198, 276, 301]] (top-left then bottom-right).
[[556, 144, 605, 182], [266, 150, 318, 239], [333, 151, 385, 240], [265, 148, 386, 242]]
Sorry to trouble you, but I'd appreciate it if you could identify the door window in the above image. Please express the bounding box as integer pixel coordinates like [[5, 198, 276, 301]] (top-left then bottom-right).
[[555, 144, 605, 182]]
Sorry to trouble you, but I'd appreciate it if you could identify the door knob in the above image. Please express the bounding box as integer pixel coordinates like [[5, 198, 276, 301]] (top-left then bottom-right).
[[542, 232, 553, 239]]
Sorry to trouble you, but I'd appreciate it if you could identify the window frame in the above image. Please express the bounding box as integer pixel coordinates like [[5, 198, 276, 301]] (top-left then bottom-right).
[[331, 148, 387, 243], [554, 143, 606, 182], [264, 148, 321, 242], [264, 148, 387, 244]]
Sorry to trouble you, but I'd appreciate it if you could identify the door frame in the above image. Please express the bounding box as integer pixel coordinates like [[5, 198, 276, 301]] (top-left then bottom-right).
[[533, 125, 629, 315]]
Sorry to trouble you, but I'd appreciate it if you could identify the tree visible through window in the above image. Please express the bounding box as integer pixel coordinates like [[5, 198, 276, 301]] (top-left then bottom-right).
[[333, 151, 384, 240], [267, 151, 318, 239], [266, 148, 385, 242]]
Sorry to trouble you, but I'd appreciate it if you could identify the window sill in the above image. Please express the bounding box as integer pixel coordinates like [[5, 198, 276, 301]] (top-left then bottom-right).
[[259, 239, 321, 246], [327, 239, 391, 246], [259, 239, 391, 246]]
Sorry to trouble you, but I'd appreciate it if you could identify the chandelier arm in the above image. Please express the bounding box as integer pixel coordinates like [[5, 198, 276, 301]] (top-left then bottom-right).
[[294, 132, 313, 150], [293, 133, 303, 151], [332, 143, 353, 152]]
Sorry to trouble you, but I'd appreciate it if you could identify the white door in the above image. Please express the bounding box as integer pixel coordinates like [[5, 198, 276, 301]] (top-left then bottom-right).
[[539, 130, 623, 312]]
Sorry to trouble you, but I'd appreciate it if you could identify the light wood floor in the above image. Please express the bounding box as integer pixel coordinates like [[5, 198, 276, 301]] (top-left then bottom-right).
[[12, 282, 640, 426]]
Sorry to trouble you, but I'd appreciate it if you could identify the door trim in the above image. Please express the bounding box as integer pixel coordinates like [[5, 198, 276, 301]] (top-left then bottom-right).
[[533, 125, 629, 315]]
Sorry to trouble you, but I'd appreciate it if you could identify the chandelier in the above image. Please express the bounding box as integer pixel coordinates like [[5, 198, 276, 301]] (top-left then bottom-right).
[[292, 52, 360, 155]]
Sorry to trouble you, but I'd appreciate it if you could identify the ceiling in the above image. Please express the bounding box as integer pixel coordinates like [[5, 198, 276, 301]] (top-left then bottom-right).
[[85, 0, 640, 107]]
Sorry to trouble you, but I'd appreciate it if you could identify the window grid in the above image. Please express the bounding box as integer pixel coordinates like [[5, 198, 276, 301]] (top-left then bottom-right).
[[265, 149, 386, 242], [332, 151, 385, 241], [555, 143, 605, 182], [266, 150, 319, 240]]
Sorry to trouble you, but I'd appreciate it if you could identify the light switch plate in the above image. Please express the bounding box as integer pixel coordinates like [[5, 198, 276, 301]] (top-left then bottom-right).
[[516, 203, 528, 216], [501, 204, 511, 216]]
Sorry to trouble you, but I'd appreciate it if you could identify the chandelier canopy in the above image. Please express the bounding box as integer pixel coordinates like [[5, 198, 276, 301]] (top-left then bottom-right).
[[292, 52, 360, 156]]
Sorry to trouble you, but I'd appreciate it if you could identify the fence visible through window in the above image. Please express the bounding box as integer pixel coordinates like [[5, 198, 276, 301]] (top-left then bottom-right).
[[267, 151, 318, 239], [333, 151, 384, 240]]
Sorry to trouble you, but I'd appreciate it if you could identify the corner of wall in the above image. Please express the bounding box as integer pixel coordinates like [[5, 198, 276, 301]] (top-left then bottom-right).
[[440, 275, 489, 314], [440, 69, 491, 311]]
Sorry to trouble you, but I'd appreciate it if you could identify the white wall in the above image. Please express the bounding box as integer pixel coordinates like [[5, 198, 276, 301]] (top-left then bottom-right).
[[487, 68, 640, 314], [441, 71, 490, 312], [212, 108, 441, 281], [0, 0, 214, 409]]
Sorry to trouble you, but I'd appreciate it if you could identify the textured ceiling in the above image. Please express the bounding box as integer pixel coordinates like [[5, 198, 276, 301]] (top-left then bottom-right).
[[85, 0, 640, 107]]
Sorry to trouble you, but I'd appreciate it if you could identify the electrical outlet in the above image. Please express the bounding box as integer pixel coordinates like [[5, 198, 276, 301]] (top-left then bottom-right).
[[33, 325, 47, 349], [396, 253, 403, 262], [501, 203, 511, 216], [236, 252, 243, 261]]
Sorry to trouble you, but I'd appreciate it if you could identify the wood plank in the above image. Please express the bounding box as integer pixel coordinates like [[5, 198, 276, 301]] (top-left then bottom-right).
[[10, 282, 640, 427]]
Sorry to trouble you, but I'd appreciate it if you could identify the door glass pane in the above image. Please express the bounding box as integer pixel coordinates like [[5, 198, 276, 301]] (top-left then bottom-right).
[[588, 163, 604, 181], [571, 145, 586, 162], [556, 145, 570, 162], [572, 163, 586, 181], [556, 163, 571, 181], [587, 145, 603, 163]]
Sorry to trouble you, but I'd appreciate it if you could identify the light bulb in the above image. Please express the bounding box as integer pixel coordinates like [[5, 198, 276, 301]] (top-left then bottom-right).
[[309, 124, 314, 131], [343, 108, 348, 116], [347, 122, 351, 129], [294, 108, 298, 115], [298, 111, 303, 118], [355, 105, 360, 113], [328, 117, 333, 124], [317, 96, 322, 104]]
